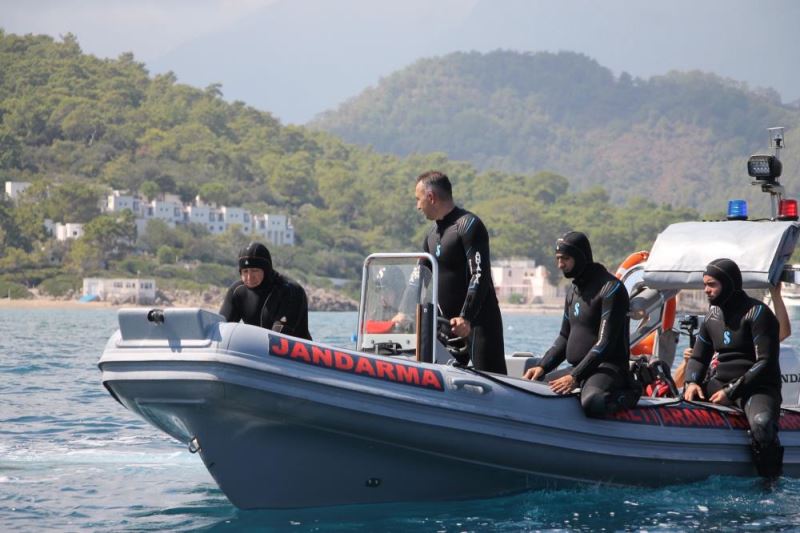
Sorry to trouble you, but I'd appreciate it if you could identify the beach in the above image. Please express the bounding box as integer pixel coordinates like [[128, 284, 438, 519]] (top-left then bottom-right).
[[0, 296, 565, 314]]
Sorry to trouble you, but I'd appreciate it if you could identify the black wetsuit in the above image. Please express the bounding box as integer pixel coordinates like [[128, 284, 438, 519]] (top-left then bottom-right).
[[423, 206, 506, 374], [539, 263, 633, 416], [219, 272, 312, 340], [686, 291, 781, 447]]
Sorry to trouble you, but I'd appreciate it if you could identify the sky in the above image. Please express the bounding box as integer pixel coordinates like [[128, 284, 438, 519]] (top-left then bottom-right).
[[3, 0, 799, 124]]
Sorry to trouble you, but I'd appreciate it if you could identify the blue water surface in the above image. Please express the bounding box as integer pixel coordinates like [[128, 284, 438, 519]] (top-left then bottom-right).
[[2, 308, 800, 531]]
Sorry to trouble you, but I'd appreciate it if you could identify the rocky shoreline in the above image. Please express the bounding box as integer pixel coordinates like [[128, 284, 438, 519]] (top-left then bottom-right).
[[149, 285, 359, 312], [2, 285, 360, 312]]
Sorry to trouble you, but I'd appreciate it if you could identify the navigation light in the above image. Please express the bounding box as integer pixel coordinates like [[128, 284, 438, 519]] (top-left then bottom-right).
[[727, 199, 748, 220], [778, 199, 799, 221]]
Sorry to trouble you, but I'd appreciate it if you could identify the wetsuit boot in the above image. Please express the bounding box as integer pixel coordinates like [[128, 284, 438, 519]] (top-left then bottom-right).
[[750, 439, 784, 478]]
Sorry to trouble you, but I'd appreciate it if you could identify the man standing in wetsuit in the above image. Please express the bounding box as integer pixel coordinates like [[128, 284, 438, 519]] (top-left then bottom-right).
[[413, 171, 507, 374], [523, 231, 636, 417], [683, 258, 783, 477], [219, 242, 312, 340]]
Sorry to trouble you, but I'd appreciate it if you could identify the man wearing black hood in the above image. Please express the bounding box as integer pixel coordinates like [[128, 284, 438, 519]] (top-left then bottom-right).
[[219, 242, 312, 340], [523, 231, 636, 417], [683, 258, 782, 477]]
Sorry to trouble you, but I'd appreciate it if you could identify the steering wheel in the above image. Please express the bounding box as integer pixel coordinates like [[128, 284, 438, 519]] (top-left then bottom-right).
[[435, 316, 470, 363]]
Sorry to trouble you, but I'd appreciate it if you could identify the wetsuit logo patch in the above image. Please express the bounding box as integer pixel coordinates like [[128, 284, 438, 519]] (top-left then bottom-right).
[[574, 302, 581, 317], [435, 243, 441, 257], [723, 330, 731, 345]]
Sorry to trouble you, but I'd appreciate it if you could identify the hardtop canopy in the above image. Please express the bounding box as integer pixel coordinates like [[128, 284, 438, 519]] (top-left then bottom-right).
[[643, 220, 800, 290]]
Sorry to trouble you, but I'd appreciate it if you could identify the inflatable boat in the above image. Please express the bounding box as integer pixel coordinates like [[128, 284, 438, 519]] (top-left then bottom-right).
[[100, 219, 800, 509]]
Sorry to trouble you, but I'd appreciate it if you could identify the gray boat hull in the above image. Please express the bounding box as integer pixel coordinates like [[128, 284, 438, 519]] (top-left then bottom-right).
[[99, 308, 800, 509]]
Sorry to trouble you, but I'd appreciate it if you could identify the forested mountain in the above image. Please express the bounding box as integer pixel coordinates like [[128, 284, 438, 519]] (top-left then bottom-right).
[[0, 33, 699, 297], [311, 50, 800, 209]]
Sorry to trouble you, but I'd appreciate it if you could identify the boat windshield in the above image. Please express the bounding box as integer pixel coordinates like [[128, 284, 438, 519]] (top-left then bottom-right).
[[358, 255, 435, 356]]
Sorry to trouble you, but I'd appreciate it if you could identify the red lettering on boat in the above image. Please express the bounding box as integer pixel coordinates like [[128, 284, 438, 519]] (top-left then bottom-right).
[[312, 346, 333, 367], [395, 364, 420, 385], [268, 338, 444, 392], [355, 357, 376, 377], [270, 337, 289, 356], [694, 408, 726, 428], [645, 409, 662, 424], [780, 411, 800, 431], [727, 412, 749, 430], [334, 351, 355, 371], [421, 369, 443, 390], [375, 360, 396, 381], [683, 409, 702, 426], [290, 342, 311, 362], [659, 407, 682, 426]]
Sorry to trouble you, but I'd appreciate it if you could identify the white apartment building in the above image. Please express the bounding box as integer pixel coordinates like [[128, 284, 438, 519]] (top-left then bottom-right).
[[4, 181, 31, 201], [253, 214, 295, 246], [221, 206, 252, 234], [492, 258, 559, 304], [106, 190, 295, 246], [107, 190, 142, 213], [145, 194, 184, 226], [83, 277, 157, 304]]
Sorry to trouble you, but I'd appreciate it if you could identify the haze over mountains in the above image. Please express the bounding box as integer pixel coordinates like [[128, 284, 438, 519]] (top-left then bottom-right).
[[137, 0, 800, 124]]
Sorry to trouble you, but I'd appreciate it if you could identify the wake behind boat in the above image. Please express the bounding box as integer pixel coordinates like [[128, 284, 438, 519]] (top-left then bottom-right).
[[99, 128, 800, 509]]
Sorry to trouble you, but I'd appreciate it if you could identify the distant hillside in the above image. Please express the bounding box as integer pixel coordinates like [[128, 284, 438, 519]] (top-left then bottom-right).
[[0, 32, 698, 287], [311, 50, 800, 210]]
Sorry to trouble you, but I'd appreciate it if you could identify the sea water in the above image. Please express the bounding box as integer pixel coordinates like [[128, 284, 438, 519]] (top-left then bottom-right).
[[2, 308, 800, 531]]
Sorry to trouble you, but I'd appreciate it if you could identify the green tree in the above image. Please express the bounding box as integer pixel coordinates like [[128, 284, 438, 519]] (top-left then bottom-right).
[[198, 182, 230, 206], [45, 182, 102, 223], [69, 211, 136, 270], [140, 180, 161, 202]]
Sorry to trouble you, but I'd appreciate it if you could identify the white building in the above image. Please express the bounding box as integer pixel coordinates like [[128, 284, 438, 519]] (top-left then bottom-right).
[[55, 223, 85, 241], [43, 219, 85, 241], [107, 191, 142, 215], [492, 258, 559, 304], [145, 195, 184, 227], [221, 206, 252, 234], [83, 277, 156, 304], [105, 190, 295, 246], [253, 214, 295, 246], [186, 203, 216, 232], [4, 181, 31, 201]]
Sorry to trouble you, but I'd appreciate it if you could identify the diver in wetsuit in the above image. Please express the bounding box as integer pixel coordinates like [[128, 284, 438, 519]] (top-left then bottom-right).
[[523, 231, 636, 417], [683, 258, 783, 477], [219, 242, 312, 340], [413, 171, 507, 374]]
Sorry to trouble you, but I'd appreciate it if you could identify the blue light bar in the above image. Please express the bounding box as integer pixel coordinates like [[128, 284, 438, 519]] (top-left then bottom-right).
[[727, 199, 748, 220]]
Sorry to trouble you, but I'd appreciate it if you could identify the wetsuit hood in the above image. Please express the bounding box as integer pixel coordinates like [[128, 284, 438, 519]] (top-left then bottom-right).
[[704, 257, 742, 307], [556, 231, 593, 279], [238, 242, 273, 278]]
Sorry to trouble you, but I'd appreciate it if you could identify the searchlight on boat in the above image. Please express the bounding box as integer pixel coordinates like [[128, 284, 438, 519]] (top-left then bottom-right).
[[726, 199, 748, 220], [747, 154, 782, 182]]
